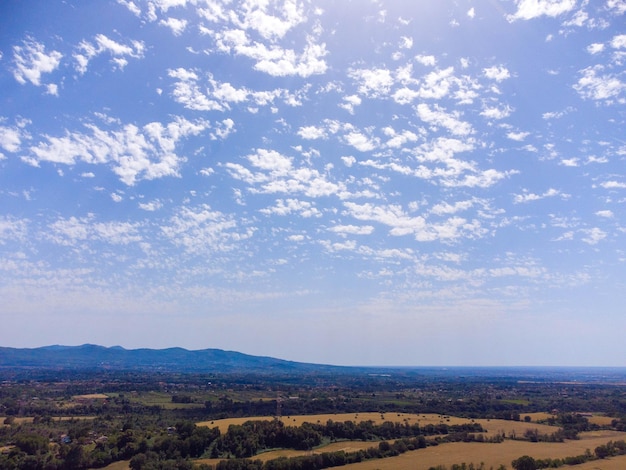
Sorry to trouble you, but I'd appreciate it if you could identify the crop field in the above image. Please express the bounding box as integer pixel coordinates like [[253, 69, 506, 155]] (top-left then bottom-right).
[[335, 431, 626, 470], [125, 391, 207, 409], [1, 416, 95, 425], [195, 441, 387, 468], [571, 454, 626, 469], [4, 365, 626, 470], [521, 412, 555, 422], [198, 412, 473, 433], [587, 415, 616, 427], [74, 394, 110, 400], [93, 461, 131, 470], [197, 411, 560, 437], [192, 414, 626, 469]]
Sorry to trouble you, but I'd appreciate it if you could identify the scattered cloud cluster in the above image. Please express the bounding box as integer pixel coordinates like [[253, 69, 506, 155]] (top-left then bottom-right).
[[1, 0, 626, 364], [12, 37, 63, 94]]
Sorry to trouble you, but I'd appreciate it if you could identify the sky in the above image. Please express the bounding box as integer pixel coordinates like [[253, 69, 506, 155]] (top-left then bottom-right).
[[1, 0, 625, 367]]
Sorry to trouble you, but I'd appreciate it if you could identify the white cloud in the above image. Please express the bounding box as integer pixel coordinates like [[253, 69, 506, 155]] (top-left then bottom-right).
[[214, 30, 328, 77], [444, 169, 511, 188], [349, 67, 394, 98], [513, 188, 562, 203], [581, 227, 606, 245], [430, 200, 475, 216], [483, 66, 511, 82], [74, 34, 144, 74], [138, 200, 163, 211], [399, 36, 413, 49], [168, 68, 294, 112], [211, 118, 236, 140], [161, 204, 253, 254], [417, 103, 473, 136], [507, 131, 530, 141], [607, 0, 626, 15], [542, 107, 574, 119], [344, 131, 379, 152], [601, 181, 626, 189], [168, 68, 226, 111], [27, 116, 211, 185], [117, 0, 141, 16], [226, 148, 345, 198], [561, 8, 590, 28], [12, 37, 62, 86], [339, 95, 362, 114], [415, 55, 436, 67], [587, 43, 605, 54], [508, 0, 577, 21], [418, 67, 456, 99], [467, 8, 476, 18], [297, 125, 327, 140], [49, 216, 142, 246], [235, 0, 306, 41], [0, 216, 28, 244], [341, 156, 356, 167], [343, 201, 486, 242], [392, 87, 420, 105], [159, 17, 188, 36], [611, 34, 626, 49], [480, 104, 513, 120], [260, 198, 322, 218], [574, 65, 625, 102], [329, 224, 375, 235], [596, 210, 614, 218], [394, 137, 482, 186], [46, 83, 59, 96], [0, 126, 23, 153], [384, 129, 419, 148]]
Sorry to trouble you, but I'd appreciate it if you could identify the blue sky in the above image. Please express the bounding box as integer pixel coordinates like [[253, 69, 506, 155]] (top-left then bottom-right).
[[1, 0, 625, 366]]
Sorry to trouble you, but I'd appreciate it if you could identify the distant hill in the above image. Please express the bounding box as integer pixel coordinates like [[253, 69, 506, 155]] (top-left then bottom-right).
[[0, 344, 344, 374]]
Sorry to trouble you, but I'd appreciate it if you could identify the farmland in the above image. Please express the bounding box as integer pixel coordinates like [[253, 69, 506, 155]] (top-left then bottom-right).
[[2, 362, 626, 469]]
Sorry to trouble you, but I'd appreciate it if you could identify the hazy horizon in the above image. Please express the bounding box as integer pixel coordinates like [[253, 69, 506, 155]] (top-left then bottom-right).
[[1, 0, 625, 367], [6, 343, 626, 371]]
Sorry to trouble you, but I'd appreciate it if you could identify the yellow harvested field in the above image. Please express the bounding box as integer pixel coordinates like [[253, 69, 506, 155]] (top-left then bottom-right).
[[337, 432, 626, 470], [1, 416, 34, 424], [195, 441, 387, 467], [588, 415, 616, 426], [570, 454, 626, 469], [74, 393, 109, 400], [197, 416, 274, 433], [521, 412, 615, 427], [257, 440, 389, 462], [2, 416, 95, 426], [90, 460, 130, 470], [198, 412, 560, 438], [193, 430, 626, 469], [478, 417, 560, 436], [198, 412, 477, 433], [195, 415, 626, 469], [521, 412, 555, 422], [578, 430, 626, 441]]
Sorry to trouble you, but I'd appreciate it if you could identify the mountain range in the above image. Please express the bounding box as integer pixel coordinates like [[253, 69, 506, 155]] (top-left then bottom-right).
[[0, 344, 343, 375]]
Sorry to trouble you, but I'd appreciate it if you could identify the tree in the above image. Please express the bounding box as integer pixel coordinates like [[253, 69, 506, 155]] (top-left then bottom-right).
[[595, 444, 610, 459], [15, 434, 49, 455], [512, 455, 537, 470]]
